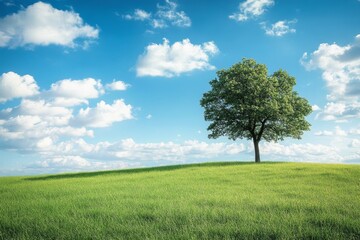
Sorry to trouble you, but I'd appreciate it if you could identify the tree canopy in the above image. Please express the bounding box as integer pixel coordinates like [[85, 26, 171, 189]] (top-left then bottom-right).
[[200, 58, 312, 162]]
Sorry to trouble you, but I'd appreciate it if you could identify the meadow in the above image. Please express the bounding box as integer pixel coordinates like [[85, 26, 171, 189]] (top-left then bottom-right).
[[0, 162, 359, 239]]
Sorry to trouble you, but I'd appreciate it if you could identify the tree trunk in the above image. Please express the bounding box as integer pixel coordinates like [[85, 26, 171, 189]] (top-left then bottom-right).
[[253, 139, 260, 163]]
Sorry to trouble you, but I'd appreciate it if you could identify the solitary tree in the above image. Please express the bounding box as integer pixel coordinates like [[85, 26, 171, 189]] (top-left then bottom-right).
[[200, 58, 312, 162]]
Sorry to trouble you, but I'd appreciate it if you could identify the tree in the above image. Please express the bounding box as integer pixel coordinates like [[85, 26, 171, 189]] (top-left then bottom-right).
[[200, 58, 312, 162]]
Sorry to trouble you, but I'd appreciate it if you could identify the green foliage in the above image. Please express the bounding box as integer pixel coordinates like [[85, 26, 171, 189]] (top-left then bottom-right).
[[0, 162, 359, 239], [200, 58, 312, 161]]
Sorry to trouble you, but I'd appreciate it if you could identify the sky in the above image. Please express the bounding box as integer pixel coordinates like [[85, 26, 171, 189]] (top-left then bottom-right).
[[0, 0, 359, 176]]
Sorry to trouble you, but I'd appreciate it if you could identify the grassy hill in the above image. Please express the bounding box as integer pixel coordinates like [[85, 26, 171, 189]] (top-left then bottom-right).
[[0, 162, 359, 239]]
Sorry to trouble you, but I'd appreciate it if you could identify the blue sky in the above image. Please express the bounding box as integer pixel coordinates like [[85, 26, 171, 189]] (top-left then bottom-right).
[[0, 0, 359, 176]]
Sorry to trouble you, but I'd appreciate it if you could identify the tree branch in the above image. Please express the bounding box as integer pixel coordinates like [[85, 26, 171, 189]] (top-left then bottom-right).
[[256, 119, 267, 142]]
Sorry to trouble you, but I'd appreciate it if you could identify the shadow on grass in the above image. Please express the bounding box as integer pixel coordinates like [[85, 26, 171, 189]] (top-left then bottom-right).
[[24, 161, 281, 181]]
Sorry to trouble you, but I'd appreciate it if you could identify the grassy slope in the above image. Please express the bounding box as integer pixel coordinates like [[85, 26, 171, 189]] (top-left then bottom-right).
[[0, 162, 359, 240]]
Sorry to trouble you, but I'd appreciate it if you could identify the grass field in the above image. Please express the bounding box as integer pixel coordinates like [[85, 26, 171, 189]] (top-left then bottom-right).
[[0, 162, 359, 239]]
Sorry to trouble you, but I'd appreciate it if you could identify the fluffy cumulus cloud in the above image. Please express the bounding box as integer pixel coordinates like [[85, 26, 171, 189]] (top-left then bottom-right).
[[124, 0, 191, 29], [0, 1, 99, 48], [312, 105, 321, 111], [137, 38, 219, 77], [72, 100, 133, 128], [11, 99, 72, 126], [0, 72, 133, 159], [49, 78, 103, 99], [46, 78, 104, 106], [316, 102, 360, 122], [229, 0, 274, 22], [106, 80, 128, 91], [0, 71, 251, 173], [261, 19, 297, 37], [0, 100, 90, 154], [0, 72, 39, 102], [301, 34, 360, 121]]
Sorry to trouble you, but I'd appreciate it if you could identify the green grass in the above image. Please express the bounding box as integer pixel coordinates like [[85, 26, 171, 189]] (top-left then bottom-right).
[[0, 162, 359, 239]]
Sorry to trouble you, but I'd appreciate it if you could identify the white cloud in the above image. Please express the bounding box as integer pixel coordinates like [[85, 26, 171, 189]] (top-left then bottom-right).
[[202, 41, 219, 55], [155, 0, 191, 28], [16, 99, 73, 126], [0, 72, 139, 174], [106, 80, 129, 91], [0, 72, 132, 160], [0, 98, 95, 142], [301, 34, 360, 121], [43, 127, 93, 138], [314, 102, 357, 121], [137, 38, 219, 77], [17, 99, 66, 115], [44, 78, 105, 107], [29, 136, 359, 169], [312, 105, 321, 111], [49, 78, 104, 99], [261, 19, 296, 37], [72, 100, 133, 128], [33, 156, 139, 173], [36, 137, 53, 149], [10, 137, 246, 174], [49, 97, 89, 107], [0, 115, 43, 140], [260, 142, 343, 162], [229, 0, 274, 22], [316, 102, 360, 121], [22, 135, 360, 174], [47, 138, 246, 162], [0, 1, 99, 48], [151, 19, 167, 29], [349, 128, 360, 135], [350, 139, 360, 148], [315, 126, 347, 137], [0, 121, 95, 152], [0, 72, 39, 102], [124, 0, 191, 29], [124, 9, 151, 21], [37, 156, 91, 168], [322, 102, 345, 119], [314, 130, 333, 136], [332, 126, 347, 136], [146, 114, 152, 119]]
